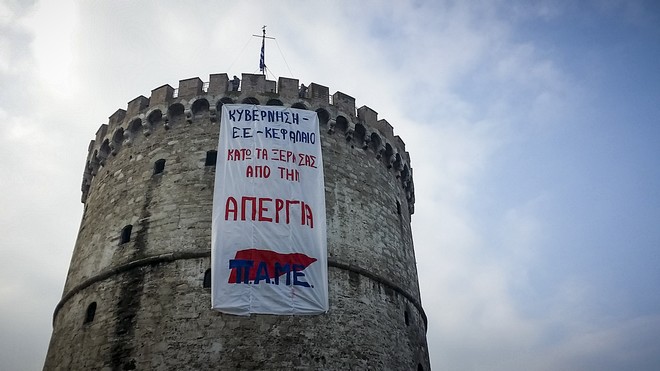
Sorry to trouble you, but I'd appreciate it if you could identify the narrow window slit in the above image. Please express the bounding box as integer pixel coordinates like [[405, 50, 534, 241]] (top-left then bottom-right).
[[205, 151, 217, 166], [120, 225, 132, 245], [203, 268, 212, 288], [84, 302, 97, 324], [154, 159, 166, 174]]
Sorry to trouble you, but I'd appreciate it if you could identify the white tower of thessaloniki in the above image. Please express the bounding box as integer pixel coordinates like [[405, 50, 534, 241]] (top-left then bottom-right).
[[44, 73, 429, 371]]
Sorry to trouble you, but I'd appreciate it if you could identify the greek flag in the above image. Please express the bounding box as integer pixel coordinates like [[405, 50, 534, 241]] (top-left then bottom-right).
[[259, 38, 265, 73]]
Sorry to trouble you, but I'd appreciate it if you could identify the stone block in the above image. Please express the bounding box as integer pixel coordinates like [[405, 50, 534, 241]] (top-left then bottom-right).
[[177, 78, 203, 98]]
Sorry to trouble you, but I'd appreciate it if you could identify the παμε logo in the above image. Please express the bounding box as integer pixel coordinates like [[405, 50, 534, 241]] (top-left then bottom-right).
[[228, 249, 317, 287]]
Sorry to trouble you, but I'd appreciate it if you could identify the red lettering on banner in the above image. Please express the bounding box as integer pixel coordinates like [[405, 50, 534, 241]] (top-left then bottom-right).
[[258, 197, 272, 222], [223, 196, 314, 228], [256, 148, 268, 160], [278, 167, 300, 182], [303, 202, 314, 228], [246, 165, 271, 178], [225, 197, 238, 220], [241, 197, 257, 221], [298, 154, 317, 168], [271, 149, 296, 163], [227, 148, 252, 161], [269, 149, 317, 169], [275, 198, 284, 223], [285, 199, 300, 224]]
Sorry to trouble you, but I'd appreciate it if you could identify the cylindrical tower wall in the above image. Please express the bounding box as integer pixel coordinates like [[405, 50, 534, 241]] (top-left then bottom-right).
[[44, 73, 428, 370]]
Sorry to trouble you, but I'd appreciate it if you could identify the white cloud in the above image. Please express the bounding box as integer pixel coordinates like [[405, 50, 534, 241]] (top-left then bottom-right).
[[2, 1, 659, 370], [21, 0, 78, 96]]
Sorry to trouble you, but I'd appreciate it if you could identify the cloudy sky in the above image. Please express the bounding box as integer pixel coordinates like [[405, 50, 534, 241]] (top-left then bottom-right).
[[2, 0, 660, 370]]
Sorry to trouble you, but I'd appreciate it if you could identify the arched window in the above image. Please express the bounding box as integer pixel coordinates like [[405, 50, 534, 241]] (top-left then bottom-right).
[[147, 109, 163, 125], [355, 124, 367, 148], [84, 302, 97, 324], [98, 139, 111, 165], [316, 108, 330, 126], [266, 99, 283, 106], [154, 159, 166, 174], [205, 150, 217, 166], [369, 133, 382, 153], [203, 269, 212, 288], [191, 98, 210, 115], [397, 201, 402, 216], [168, 103, 185, 117], [216, 97, 234, 113], [128, 118, 143, 134], [394, 153, 402, 172], [120, 225, 132, 244], [384, 143, 394, 168], [418, 363, 424, 371], [335, 116, 348, 132], [401, 165, 410, 182], [241, 97, 260, 105], [112, 128, 124, 150], [404, 309, 410, 326]]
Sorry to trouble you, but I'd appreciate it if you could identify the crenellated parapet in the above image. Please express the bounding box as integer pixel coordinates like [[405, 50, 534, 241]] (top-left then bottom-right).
[[81, 73, 415, 213]]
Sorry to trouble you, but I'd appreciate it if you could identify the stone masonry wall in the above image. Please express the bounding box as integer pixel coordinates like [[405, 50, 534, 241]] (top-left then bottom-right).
[[44, 73, 428, 370]]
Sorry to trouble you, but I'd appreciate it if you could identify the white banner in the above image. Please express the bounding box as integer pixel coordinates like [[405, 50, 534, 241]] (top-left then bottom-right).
[[211, 104, 328, 315]]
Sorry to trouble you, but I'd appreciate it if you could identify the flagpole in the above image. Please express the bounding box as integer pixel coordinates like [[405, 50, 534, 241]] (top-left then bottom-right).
[[253, 26, 275, 77]]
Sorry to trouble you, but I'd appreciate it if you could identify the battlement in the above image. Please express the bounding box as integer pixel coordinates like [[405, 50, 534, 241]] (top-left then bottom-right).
[[81, 73, 415, 213]]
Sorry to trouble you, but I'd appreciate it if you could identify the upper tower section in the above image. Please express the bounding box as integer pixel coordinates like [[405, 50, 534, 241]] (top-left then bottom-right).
[[81, 73, 415, 214]]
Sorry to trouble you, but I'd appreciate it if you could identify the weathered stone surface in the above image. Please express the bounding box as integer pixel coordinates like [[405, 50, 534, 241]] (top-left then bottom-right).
[[45, 73, 427, 371]]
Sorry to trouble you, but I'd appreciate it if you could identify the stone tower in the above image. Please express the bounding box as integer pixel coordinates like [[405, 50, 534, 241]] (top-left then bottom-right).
[[44, 73, 429, 370]]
